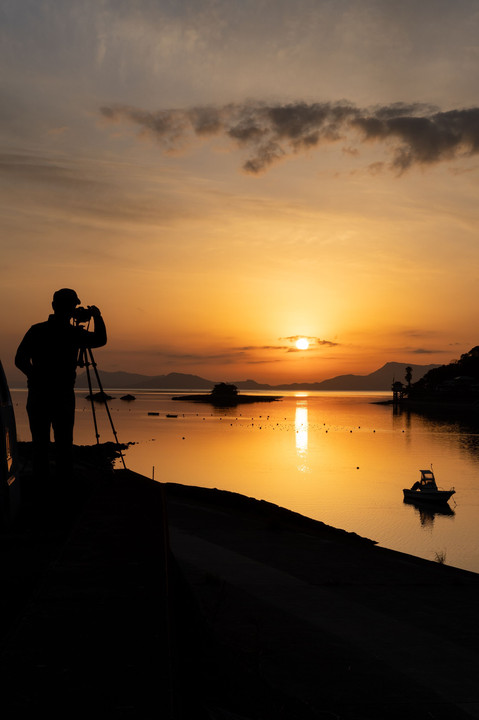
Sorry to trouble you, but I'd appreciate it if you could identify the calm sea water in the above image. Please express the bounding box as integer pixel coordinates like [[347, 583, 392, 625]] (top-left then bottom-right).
[[11, 388, 479, 574]]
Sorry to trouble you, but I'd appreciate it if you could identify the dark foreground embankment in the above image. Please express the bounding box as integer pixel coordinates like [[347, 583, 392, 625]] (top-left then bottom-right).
[[2, 444, 479, 719]]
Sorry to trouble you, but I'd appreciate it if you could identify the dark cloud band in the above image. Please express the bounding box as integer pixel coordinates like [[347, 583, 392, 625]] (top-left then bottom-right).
[[100, 101, 479, 173]]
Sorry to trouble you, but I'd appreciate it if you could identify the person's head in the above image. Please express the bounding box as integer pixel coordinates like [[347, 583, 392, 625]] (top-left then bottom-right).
[[52, 288, 81, 318]]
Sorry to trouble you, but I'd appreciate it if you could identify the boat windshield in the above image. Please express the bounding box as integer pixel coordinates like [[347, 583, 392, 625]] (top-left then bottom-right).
[[419, 470, 437, 488]]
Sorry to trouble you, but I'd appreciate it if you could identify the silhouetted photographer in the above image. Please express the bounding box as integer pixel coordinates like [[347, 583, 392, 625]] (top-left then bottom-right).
[[15, 288, 107, 483]]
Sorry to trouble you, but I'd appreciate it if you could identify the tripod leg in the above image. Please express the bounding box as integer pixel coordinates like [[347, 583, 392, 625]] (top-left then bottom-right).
[[87, 348, 127, 469], [83, 349, 101, 445]]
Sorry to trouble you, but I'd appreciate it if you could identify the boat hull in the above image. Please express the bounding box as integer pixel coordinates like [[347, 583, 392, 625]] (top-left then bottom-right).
[[403, 488, 455, 503]]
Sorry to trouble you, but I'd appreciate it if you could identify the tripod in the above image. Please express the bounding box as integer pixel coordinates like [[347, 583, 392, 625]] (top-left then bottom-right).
[[78, 346, 127, 470]]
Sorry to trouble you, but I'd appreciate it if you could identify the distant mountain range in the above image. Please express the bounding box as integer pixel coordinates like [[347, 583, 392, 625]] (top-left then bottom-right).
[[76, 362, 439, 392]]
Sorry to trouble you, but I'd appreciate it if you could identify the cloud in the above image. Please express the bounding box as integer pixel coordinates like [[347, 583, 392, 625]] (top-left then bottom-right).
[[0, 151, 195, 228], [0, 152, 96, 187], [236, 344, 291, 351], [113, 339, 340, 367], [116, 345, 287, 364], [281, 336, 340, 347], [399, 329, 440, 339], [100, 100, 479, 174], [410, 347, 447, 355]]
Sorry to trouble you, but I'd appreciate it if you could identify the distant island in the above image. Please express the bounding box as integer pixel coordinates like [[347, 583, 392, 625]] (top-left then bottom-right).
[[75, 361, 440, 392], [172, 383, 282, 407]]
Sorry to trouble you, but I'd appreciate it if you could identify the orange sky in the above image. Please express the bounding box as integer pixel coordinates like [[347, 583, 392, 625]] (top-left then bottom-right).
[[2, 1, 479, 385]]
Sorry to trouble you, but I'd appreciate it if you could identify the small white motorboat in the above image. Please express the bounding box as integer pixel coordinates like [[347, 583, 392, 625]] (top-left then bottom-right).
[[403, 469, 455, 504]]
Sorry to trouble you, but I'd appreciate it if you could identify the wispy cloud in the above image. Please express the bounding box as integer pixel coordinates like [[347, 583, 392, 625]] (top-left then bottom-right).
[[399, 329, 441, 339], [107, 337, 341, 369], [0, 151, 198, 230], [236, 344, 290, 351], [410, 347, 447, 355], [233, 338, 340, 354], [100, 101, 479, 174], [281, 335, 339, 347]]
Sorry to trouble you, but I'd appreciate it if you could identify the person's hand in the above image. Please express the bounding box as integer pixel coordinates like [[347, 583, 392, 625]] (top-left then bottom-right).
[[89, 305, 101, 318]]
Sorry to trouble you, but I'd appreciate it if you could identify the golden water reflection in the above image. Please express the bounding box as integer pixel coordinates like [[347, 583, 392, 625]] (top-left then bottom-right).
[[295, 402, 309, 472]]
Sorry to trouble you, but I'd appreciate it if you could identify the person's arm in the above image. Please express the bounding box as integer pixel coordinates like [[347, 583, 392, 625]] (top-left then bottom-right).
[[15, 329, 34, 378], [84, 306, 107, 348]]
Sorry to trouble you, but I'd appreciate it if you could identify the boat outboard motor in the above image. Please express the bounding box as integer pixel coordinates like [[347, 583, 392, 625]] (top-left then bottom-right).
[[0, 360, 19, 527]]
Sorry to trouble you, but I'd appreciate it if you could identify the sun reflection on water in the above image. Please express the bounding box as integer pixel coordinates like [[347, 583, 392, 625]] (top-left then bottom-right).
[[295, 402, 309, 472]]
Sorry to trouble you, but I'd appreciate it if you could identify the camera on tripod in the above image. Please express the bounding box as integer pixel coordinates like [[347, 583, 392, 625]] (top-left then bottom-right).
[[73, 306, 93, 324]]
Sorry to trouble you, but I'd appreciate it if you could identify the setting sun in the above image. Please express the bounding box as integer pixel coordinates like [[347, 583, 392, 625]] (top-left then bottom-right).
[[295, 338, 310, 350]]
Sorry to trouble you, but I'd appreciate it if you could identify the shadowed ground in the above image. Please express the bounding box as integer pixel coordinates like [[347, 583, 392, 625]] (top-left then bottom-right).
[[1, 444, 479, 718]]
